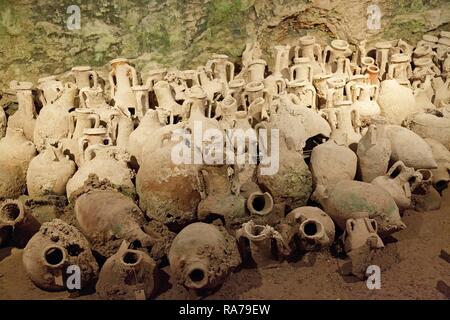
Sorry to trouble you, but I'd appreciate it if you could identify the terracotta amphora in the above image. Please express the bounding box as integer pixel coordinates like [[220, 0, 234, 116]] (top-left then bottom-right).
[[385, 125, 437, 169], [371, 161, 416, 210], [356, 125, 392, 182], [96, 241, 158, 300], [313, 180, 406, 237], [425, 138, 450, 192], [37, 76, 64, 106], [285, 206, 335, 251], [33, 82, 77, 151], [66, 144, 133, 200], [109, 58, 138, 115], [69, 66, 98, 90], [8, 80, 37, 141], [74, 189, 154, 257], [236, 220, 288, 266], [169, 223, 241, 290], [310, 139, 357, 189], [295, 35, 324, 75], [23, 219, 98, 291], [0, 128, 37, 199], [0, 200, 26, 246], [26, 143, 76, 197]]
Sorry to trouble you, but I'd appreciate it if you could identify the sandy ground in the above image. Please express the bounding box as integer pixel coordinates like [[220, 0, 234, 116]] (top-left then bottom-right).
[[0, 190, 449, 300]]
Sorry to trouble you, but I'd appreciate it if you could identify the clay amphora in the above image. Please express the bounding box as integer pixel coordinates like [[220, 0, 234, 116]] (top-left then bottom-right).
[[197, 166, 246, 222], [181, 69, 199, 89], [385, 125, 437, 169], [0, 200, 25, 246], [66, 145, 133, 200], [241, 81, 266, 111], [169, 223, 241, 290], [332, 56, 352, 81], [74, 189, 153, 256], [110, 107, 134, 149], [375, 41, 394, 80], [313, 180, 405, 236], [216, 96, 238, 130], [226, 79, 246, 109], [63, 108, 101, 165], [33, 82, 77, 151], [266, 101, 308, 152], [37, 76, 64, 105], [96, 241, 158, 300], [109, 58, 138, 115], [432, 77, 450, 108], [405, 110, 450, 151], [69, 66, 98, 90], [153, 80, 182, 124], [236, 220, 287, 265], [136, 129, 202, 226], [323, 40, 352, 73], [273, 45, 291, 78], [246, 188, 274, 217], [207, 54, 235, 83], [411, 169, 442, 211], [356, 125, 392, 182], [241, 41, 263, 70], [196, 66, 224, 102], [0, 106, 6, 139], [145, 68, 167, 91], [310, 139, 357, 189], [0, 128, 37, 199], [287, 80, 316, 110], [257, 131, 312, 209], [23, 219, 98, 291], [342, 217, 384, 253], [313, 73, 333, 107], [26, 143, 76, 197], [425, 138, 450, 192], [127, 110, 162, 164], [350, 83, 380, 117], [278, 93, 331, 140], [359, 56, 374, 75], [387, 53, 412, 85], [325, 77, 346, 109], [246, 59, 267, 82], [79, 87, 115, 123], [290, 57, 313, 83], [323, 101, 362, 147], [371, 161, 416, 210], [345, 74, 368, 101], [286, 207, 335, 251], [295, 35, 324, 75], [377, 79, 421, 125], [365, 64, 380, 86], [132, 85, 150, 120], [8, 81, 37, 141]]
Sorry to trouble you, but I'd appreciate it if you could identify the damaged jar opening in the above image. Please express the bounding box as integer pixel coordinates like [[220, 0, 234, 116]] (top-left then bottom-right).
[[0, 204, 20, 222]]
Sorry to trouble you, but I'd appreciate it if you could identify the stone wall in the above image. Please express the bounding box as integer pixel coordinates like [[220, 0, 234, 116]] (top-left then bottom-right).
[[0, 0, 449, 89]]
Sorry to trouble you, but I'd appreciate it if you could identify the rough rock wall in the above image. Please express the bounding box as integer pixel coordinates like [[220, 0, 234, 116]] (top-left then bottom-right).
[[0, 0, 449, 88]]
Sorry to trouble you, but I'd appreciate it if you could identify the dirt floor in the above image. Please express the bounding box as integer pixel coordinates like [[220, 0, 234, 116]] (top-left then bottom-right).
[[0, 190, 449, 300]]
